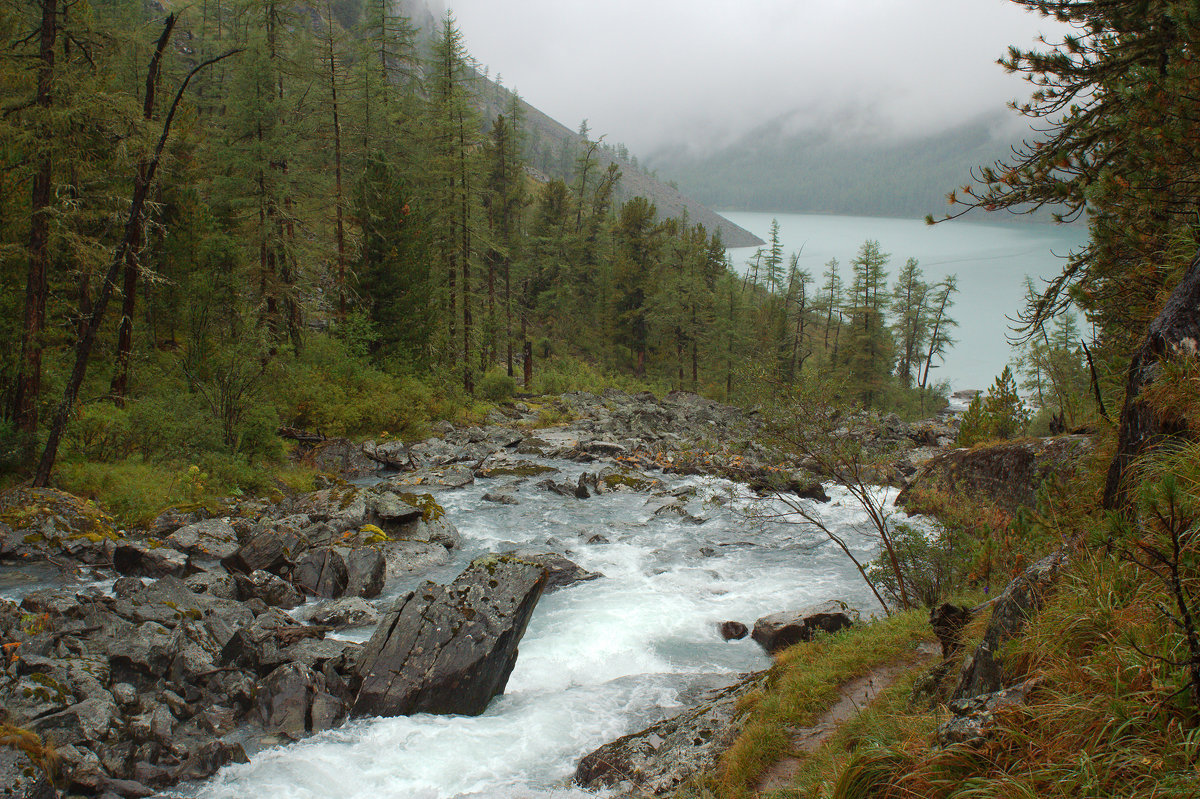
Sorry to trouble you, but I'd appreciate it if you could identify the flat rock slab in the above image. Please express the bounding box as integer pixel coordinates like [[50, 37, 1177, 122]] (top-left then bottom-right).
[[351, 554, 548, 718], [574, 672, 766, 795]]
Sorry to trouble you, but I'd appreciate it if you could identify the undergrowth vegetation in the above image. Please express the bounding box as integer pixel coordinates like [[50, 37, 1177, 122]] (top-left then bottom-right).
[[719, 436, 1200, 799], [679, 610, 935, 799]]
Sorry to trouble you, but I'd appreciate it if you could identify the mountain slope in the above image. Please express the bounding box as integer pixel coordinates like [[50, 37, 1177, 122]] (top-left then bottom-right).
[[473, 78, 764, 247], [649, 112, 1036, 222]]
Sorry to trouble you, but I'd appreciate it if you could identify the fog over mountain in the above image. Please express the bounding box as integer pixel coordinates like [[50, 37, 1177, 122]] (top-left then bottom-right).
[[447, 0, 1070, 158]]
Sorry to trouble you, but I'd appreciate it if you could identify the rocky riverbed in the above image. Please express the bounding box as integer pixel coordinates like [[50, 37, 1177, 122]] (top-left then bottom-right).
[[0, 390, 958, 798]]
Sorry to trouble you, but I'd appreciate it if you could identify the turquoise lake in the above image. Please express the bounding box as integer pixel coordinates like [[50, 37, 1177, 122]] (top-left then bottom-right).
[[720, 211, 1090, 392]]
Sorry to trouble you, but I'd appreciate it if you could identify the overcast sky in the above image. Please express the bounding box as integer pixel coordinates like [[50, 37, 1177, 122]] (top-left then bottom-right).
[[444, 0, 1068, 157]]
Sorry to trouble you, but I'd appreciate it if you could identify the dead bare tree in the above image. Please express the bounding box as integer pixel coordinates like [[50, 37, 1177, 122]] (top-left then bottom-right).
[[33, 18, 240, 486], [757, 383, 915, 614]]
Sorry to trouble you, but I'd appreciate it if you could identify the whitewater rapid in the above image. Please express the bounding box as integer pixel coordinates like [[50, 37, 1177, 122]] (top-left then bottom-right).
[[182, 460, 899, 799]]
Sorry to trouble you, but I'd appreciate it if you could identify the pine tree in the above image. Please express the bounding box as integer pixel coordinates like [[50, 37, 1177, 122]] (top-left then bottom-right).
[[425, 11, 482, 390], [890, 257, 929, 387], [939, 1, 1200, 350], [613, 197, 659, 377], [846, 240, 892, 405], [918, 276, 958, 393]]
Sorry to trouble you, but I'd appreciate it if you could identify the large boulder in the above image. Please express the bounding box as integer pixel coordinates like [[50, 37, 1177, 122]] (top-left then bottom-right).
[[219, 529, 306, 577], [751, 600, 855, 654], [342, 547, 386, 598], [897, 436, 1092, 516], [952, 552, 1067, 701], [574, 673, 765, 795], [292, 547, 349, 598], [166, 520, 240, 560], [256, 662, 347, 739], [937, 678, 1041, 747], [111, 543, 190, 578], [234, 570, 304, 609], [351, 554, 548, 718]]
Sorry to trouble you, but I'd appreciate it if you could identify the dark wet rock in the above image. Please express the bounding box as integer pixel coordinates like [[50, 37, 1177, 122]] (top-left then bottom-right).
[[597, 468, 664, 493], [168, 740, 247, 785], [747, 473, 830, 503], [150, 508, 204, 538], [953, 553, 1066, 701], [257, 662, 347, 739], [930, 602, 973, 658], [307, 437, 379, 479], [220, 529, 305, 577], [19, 588, 84, 618], [751, 600, 855, 654], [586, 534, 610, 545], [112, 543, 189, 578], [475, 460, 557, 480], [28, 694, 118, 746], [234, 570, 304, 609], [387, 464, 476, 491], [91, 776, 154, 798], [307, 597, 380, 628], [101, 620, 175, 678], [113, 576, 254, 632], [218, 608, 303, 675], [184, 570, 238, 600], [166, 520, 239, 560], [292, 547, 349, 598], [936, 678, 1040, 747], [482, 491, 519, 505], [392, 513, 461, 550], [516, 553, 602, 592], [352, 554, 548, 718], [718, 621, 748, 640], [343, 547, 386, 598], [0, 521, 18, 560], [574, 672, 765, 795], [370, 491, 424, 525], [536, 478, 580, 498]]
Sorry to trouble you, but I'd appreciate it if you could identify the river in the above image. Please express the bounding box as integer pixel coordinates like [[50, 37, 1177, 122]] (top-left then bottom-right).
[[719, 211, 1090, 392], [175, 459, 907, 799]]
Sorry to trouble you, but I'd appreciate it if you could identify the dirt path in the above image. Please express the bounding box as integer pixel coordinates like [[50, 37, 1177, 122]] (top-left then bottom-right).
[[753, 642, 940, 795]]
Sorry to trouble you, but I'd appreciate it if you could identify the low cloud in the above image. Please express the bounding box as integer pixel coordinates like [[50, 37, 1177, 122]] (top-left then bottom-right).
[[448, 0, 1068, 156]]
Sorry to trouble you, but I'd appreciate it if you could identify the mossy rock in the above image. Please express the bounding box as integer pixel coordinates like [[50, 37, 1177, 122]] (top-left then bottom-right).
[[0, 487, 120, 549], [396, 492, 445, 523], [601, 471, 659, 492], [477, 463, 557, 479]]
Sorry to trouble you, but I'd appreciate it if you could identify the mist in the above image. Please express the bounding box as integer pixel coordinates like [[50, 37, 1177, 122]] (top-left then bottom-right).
[[446, 0, 1068, 158]]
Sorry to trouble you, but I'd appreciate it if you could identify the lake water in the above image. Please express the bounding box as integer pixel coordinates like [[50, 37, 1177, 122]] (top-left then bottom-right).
[[720, 211, 1090, 392]]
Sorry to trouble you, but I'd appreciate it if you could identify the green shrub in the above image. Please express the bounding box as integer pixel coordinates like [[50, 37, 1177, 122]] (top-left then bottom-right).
[[63, 402, 136, 463], [55, 458, 193, 526], [866, 521, 969, 608], [273, 334, 434, 440], [477, 368, 517, 402], [127, 392, 225, 461], [957, 365, 1029, 446]]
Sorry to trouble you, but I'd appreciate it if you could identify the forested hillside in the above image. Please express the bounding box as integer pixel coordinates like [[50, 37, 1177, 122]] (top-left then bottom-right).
[[0, 0, 945, 498]]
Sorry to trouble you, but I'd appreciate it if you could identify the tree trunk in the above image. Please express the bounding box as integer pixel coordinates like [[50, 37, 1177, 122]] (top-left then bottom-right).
[[15, 0, 57, 438], [1103, 248, 1200, 511], [326, 8, 347, 323], [34, 21, 236, 486]]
